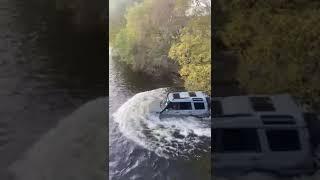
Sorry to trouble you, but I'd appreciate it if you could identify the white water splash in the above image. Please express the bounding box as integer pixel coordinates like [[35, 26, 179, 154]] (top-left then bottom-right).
[[112, 88, 211, 159]]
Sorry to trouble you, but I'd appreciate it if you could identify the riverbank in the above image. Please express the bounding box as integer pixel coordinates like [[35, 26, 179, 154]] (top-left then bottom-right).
[[110, 48, 181, 83]]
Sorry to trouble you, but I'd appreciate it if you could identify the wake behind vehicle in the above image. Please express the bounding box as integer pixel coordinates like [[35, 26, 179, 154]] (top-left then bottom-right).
[[158, 91, 211, 118]]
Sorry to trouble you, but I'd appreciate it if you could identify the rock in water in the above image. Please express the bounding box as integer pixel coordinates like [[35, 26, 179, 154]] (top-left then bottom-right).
[[9, 97, 107, 180]]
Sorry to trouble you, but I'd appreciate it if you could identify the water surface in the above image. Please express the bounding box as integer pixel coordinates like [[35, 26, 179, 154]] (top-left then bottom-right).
[[0, 0, 105, 177], [109, 50, 211, 180]]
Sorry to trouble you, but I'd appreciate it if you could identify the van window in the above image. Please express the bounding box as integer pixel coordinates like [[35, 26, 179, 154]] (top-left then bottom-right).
[[266, 129, 301, 151], [213, 128, 261, 153], [179, 102, 192, 110], [194, 102, 205, 110], [166, 102, 180, 110]]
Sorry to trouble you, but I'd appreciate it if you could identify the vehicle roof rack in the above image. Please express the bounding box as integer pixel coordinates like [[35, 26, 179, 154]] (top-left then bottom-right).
[[173, 93, 180, 99], [189, 92, 196, 97], [250, 97, 275, 111], [192, 98, 203, 101]]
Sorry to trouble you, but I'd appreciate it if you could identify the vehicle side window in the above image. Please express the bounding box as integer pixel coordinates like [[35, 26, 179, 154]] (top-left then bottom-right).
[[166, 102, 179, 110], [266, 129, 301, 151], [214, 128, 261, 153], [179, 102, 192, 110], [194, 102, 205, 110]]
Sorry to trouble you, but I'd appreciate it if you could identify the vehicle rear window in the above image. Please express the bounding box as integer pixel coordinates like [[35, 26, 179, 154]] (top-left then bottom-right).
[[213, 128, 261, 153], [194, 102, 205, 110], [266, 129, 301, 151], [179, 102, 192, 110]]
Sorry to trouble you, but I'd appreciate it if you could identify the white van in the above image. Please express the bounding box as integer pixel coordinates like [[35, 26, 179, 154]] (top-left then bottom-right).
[[159, 91, 211, 118], [213, 94, 319, 176]]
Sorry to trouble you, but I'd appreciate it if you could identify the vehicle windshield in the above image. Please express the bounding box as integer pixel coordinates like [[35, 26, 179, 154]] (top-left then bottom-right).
[[160, 97, 169, 110]]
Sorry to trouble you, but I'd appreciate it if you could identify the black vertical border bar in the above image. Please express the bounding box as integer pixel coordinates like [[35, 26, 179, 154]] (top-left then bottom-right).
[[211, 0, 216, 179], [106, 0, 110, 179], [106, 0, 110, 97]]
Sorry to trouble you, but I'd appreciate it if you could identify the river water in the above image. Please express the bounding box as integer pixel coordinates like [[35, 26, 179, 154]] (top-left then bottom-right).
[[0, 0, 105, 178], [109, 50, 211, 180]]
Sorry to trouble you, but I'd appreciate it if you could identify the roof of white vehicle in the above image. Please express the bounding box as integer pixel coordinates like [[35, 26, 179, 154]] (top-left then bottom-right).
[[168, 91, 208, 102], [213, 94, 306, 127]]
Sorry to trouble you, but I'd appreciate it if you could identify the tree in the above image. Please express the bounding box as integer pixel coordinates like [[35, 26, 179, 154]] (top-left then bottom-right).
[[112, 0, 191, 75], [169, 15, 211, 93], [109, 0, 139, 44], [220, 0, 320, 108], [111, 0, 211, 94]]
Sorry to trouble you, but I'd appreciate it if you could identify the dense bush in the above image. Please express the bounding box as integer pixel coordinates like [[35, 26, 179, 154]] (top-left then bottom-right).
[[110, 0, 211, 93], [218, 0, 320, 107]]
